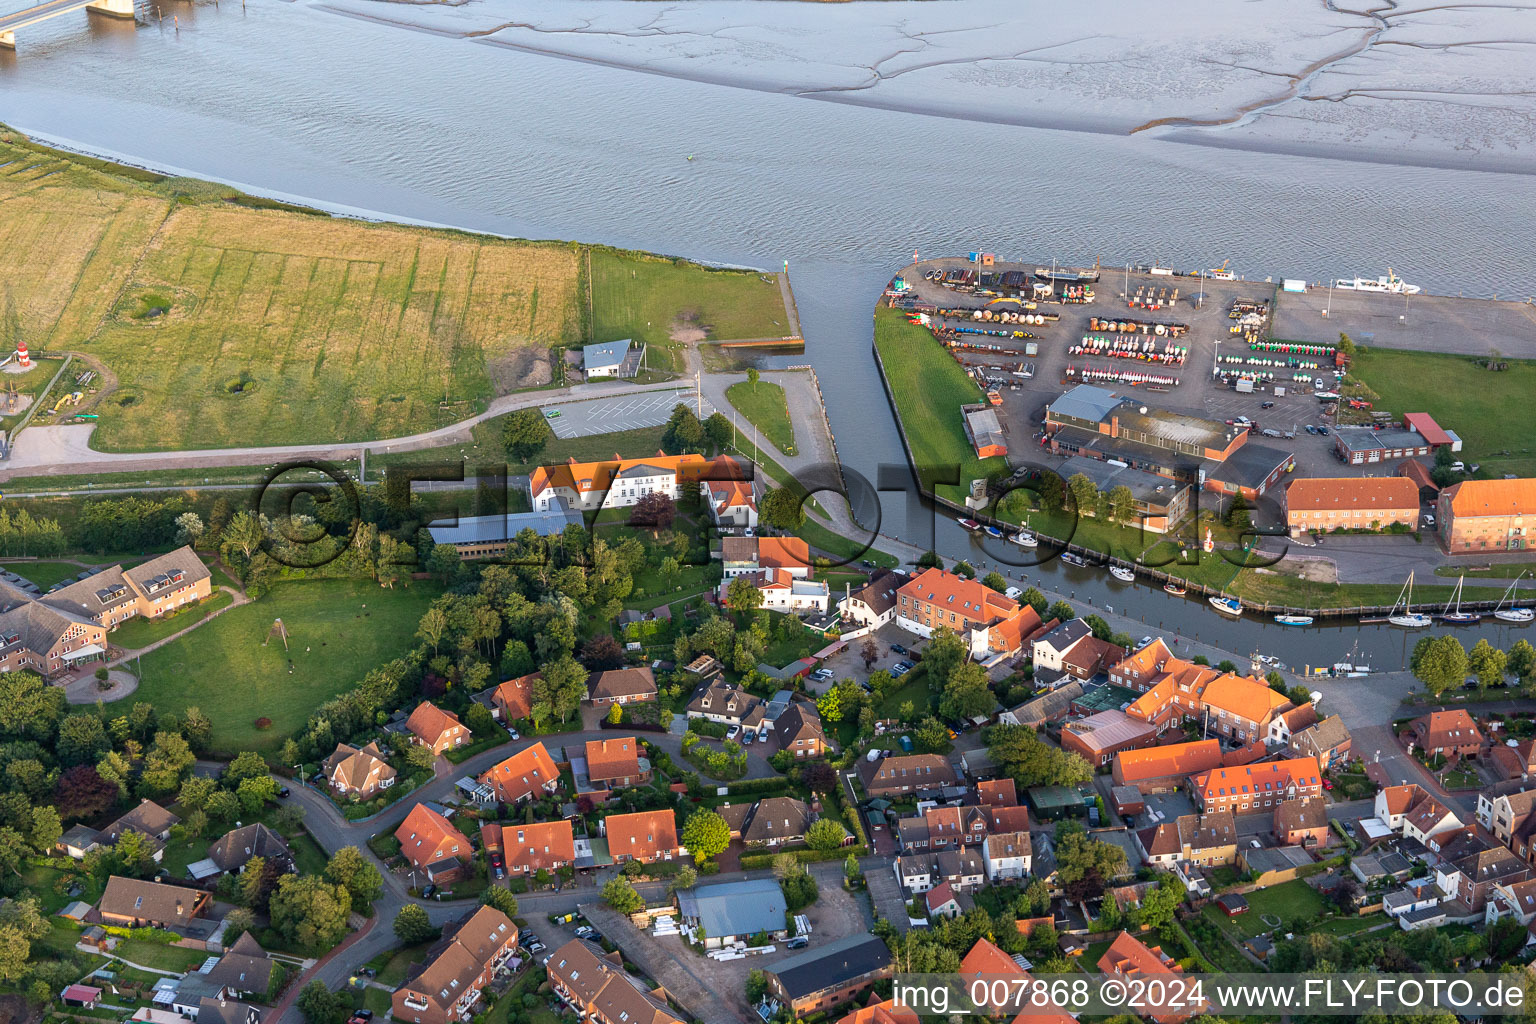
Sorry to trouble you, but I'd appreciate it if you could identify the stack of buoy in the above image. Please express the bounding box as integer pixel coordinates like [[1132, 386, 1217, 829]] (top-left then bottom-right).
[[1067, 364, 1180, 386]]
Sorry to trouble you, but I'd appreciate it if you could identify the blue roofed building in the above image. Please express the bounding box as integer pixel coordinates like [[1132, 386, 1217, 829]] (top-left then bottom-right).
[[427, 508, 585, 559]]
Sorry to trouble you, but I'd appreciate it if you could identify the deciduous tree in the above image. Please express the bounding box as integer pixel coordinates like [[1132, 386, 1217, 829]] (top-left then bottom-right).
[[681, 809, 730, 862], [501, 408, 552, 463], [393, 904, 437, 944], [804, 818, 848, 853]]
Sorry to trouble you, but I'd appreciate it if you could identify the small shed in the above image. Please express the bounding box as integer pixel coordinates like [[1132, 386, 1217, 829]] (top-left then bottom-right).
[[1216, 892, 1250, 917], [61, 985, 103, 1008]]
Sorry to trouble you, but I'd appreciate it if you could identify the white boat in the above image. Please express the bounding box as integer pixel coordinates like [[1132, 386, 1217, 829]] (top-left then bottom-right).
[[1061, 552, 1089, 567], [1388, 571, 1433, 628], [1334, 268, 1421, 294], [1109, 566, 1136, 583], [1494, 572, 1535, 623], [1332, 641, 1371, 677], [957, 518, 980, 532], [1274, 614, 1313, 626], [1011, 531, 1039, 548], [1439, 575, 1481, 624], [1209, 595, 1243, 617]]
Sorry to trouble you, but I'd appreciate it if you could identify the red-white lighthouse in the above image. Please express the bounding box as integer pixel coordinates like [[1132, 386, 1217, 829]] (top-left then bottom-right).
[[15, 340, 29, 370]]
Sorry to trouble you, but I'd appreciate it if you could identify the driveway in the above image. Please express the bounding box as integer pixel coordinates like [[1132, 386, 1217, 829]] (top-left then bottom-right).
[[864, 859, 910, 934]]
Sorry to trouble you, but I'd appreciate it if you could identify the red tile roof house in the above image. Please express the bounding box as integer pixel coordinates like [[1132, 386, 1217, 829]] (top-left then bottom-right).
[[976, 779, 1017, 807], [501, 820, 575, 878], [1275, 797, 1331, 848], [1191, 757, 1322, 815], [585, 737, 651, 790], [392, 905, 519, 1024], [487, 673, 538, 723], [396, 804, 474, 883], [1110, 740, 1224, 795], [1097, 931, 1205, 1024], [405, 701, 472, 756], [477, 741, 562, 805], [323, 741, 397, 800], [604, 809, 679, 865], [1410, 709, 1484, 760]]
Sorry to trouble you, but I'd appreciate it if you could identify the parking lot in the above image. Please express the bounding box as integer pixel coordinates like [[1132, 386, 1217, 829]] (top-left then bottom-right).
[[541, 387, 706, 439], [806, 620, 924, 694]]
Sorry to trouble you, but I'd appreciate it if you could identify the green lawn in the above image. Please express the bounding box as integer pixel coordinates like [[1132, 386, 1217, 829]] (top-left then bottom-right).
[[119, 579, 441, 753], [112, 938, 214, 973], [590, 250, 791, 372], [1, 560, 90, 589], [725, 380, 796, 456], [109, 588, 235, 649], [875, 666, 933, 719], [370, 940, 436, 987], [873, 307, 1006, 502], [1206, 879, 1327, 940], [796, 516, 897, 569], [1353, 347, 1536, 478]]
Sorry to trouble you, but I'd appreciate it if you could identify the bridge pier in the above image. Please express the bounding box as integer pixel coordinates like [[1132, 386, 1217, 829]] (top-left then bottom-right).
[[85, 0, 134, 17]]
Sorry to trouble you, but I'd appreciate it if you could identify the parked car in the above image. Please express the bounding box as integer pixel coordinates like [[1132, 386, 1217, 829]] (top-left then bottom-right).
[[742, 731, 754, 745], [786, 936, 809, 950], [1318, 426, 1330, 435], [1260, 401, 1275, 409], [1249, 839, 1262, 849], [276, 786, 291, 798], [811, 668, 835, 681], [1304, 424, 1318, 434], [727, 724, 741, 740], [891, 665, 910, 678], [490, 852, 504, 879], [421, 885, 436, 898], [890, 644, 907, 655]]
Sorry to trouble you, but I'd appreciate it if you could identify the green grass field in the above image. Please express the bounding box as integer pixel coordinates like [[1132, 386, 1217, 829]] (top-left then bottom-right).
[[873, 307, 1006, 502], [589, 250, 791, 371], [1352, 347, 1536, 477], [109, 588, 234, 649], [725, 379, 796, 455], [1205, 879, 1326, 940], [119, 579, 440, 753], [0, 560, 90, 589]]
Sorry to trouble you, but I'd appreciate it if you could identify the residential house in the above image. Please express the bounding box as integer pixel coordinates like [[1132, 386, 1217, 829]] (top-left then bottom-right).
[[96, 877, 210, 930], [0, 582, 110, 679], [1410, 709, 1484, 759], [837, 571, 905, 631], [1267, 703, 1318, 746], [486, 674, 538, 723], [775, 703, 832, 759], [204, 934, 276, 1002], [478, 742, 561, 805], [1098, 931, 1203, 1024], [396, 805, 473, 883], [857, 754, 959, 799], [1111, 740, 1223, 795], [1176, 811, 1237, 867], [685, 681, 768, 735], [1031, 619, 1093, 675], [1060, 710, 1158, 766], [834, 999, 920, 1024], [1289, 715, 1352, 769], [1376, 785, 1426, 831], [529, 452, 716, 513], [1402, 795, 1462, 844], [1442, 844, 1530, 912], [45, 545, 212, 632], [502, 820, 576, 878], [323, 742, 397, 799], [981, 830, 1032, 881], [1190, 758, 1322, 815], [392, 906, 520, 1024], [581, 339, 642, 379], [405, 701, 471, 757], [1438, 478, 1536, 554], [981, 804, 1032, 835], [958, 938, 1074, 1024], [1136, 823, 1181, 869], [895, 805, 987, 852], [894, 568, 1044, 662], [587, 666, 655, 707], [895, 849, 986, 895], [740, 796, 815, 847], [585, 737, 650, 790], [1480, 784, 1536, 853], [1485, 877, 1536, 928], [998, 681, 1084, 728], [100, 800, 180, 862], [722, 569, 831, 615], [197, 999, 263, 1024], [58, 824, 101, 860], [1275, 798, 1330, 848], [1284, 476, 1421, 537], [700, 457, 757, 529], [1059, 636, 1129, 682], [1196, 674, 1295, 744], [547, 939, 684, 1024], [1107, 638, 1175, 691], [764, 934, 894, 1018], [720, 537, 812, 579], [1492, 739, 1536, 782], [976, 779, 1017, 808], [207, 823, 292, 875], [924, 881, 964, 919], [604, 809, 679, 864]]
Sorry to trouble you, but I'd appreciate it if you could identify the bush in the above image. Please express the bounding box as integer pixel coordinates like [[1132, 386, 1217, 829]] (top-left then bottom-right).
[[254, 717, 273, 730]]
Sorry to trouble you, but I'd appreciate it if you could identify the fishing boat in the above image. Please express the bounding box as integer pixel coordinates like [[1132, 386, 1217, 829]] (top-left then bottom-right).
[[1163, 581, 1187, 596], [1440, 575, 1481, 624], [1494, 572, 1535, 623], [1388, 571, 1433, 628], [957, 518, 981, 532], [1012, 531, 1039, 548], [1274, 614, 1314, 626], [1209, 595, 1244, 618], [983, 525, 1004, 539], [1061, 552, 1089, 567], [1332, 640, 1371, 677], [1109, 566, 1136, 583]]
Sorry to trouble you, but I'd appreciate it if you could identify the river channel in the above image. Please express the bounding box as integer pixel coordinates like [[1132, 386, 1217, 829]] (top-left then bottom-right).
[[2, 0, 1535, 671]]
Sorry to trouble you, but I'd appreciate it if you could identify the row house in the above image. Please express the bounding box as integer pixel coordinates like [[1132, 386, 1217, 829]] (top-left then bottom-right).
[[894, 567, 1045, 662], [529, 452, 710, 513], [547, 939, 684, 1024], [1190, 757, 1322, 815], [894, 805, 988, 852], [981, 830, 1032, 881], [1478, 783, 1536, 848], [1275, 797, 1330, 848], [894, 848, 986, 895], [1485, 877, 1536, 929], [856, 754, 959, 799], [837, 570, 905, 631], [392, 907, 519, 1024], [1267, 703, 1318, 746], [46, 545, 213, 632], [1289, 715, 1353, 769], [1430, 828, 1530, 912]]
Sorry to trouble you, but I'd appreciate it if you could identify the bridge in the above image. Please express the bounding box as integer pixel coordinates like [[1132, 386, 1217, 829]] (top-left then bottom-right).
[[0, 0, 136, 49]]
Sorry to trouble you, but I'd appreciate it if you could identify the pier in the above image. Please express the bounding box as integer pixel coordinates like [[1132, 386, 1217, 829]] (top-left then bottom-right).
[[0, 0, 136, 50]]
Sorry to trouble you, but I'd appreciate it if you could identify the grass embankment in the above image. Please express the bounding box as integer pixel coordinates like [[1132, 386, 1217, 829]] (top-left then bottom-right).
[[0, 128, 784, 453], [0, 559, 90, 589], [872, 307, 1006, 503], [590, 250, 791, 372], [116, 579, 440, 753], [725, 379, 796, 455], [1352, 347, 1536, 478]]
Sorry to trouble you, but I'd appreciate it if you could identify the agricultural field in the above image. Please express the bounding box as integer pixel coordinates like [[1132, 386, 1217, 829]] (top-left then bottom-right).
[[1352, 346, 1536, 478], [873, 307, 1007, 502], [589, 250, 791, 371], [118, 578, 440, 753], [0, 131, 786, 453]]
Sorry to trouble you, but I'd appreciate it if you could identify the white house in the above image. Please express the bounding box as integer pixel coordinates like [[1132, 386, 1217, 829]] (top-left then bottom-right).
[[1030, 619, 1093, 674], [719, 537, 812, 579], [838, 572, 904, 631], [702, 475, 758, 529], [895, 855, 934, 894], [982, 831, 1032, 881], [723, 570, 829, 615], [582, 339, 642, 379], [530, 453, 707, 513]]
